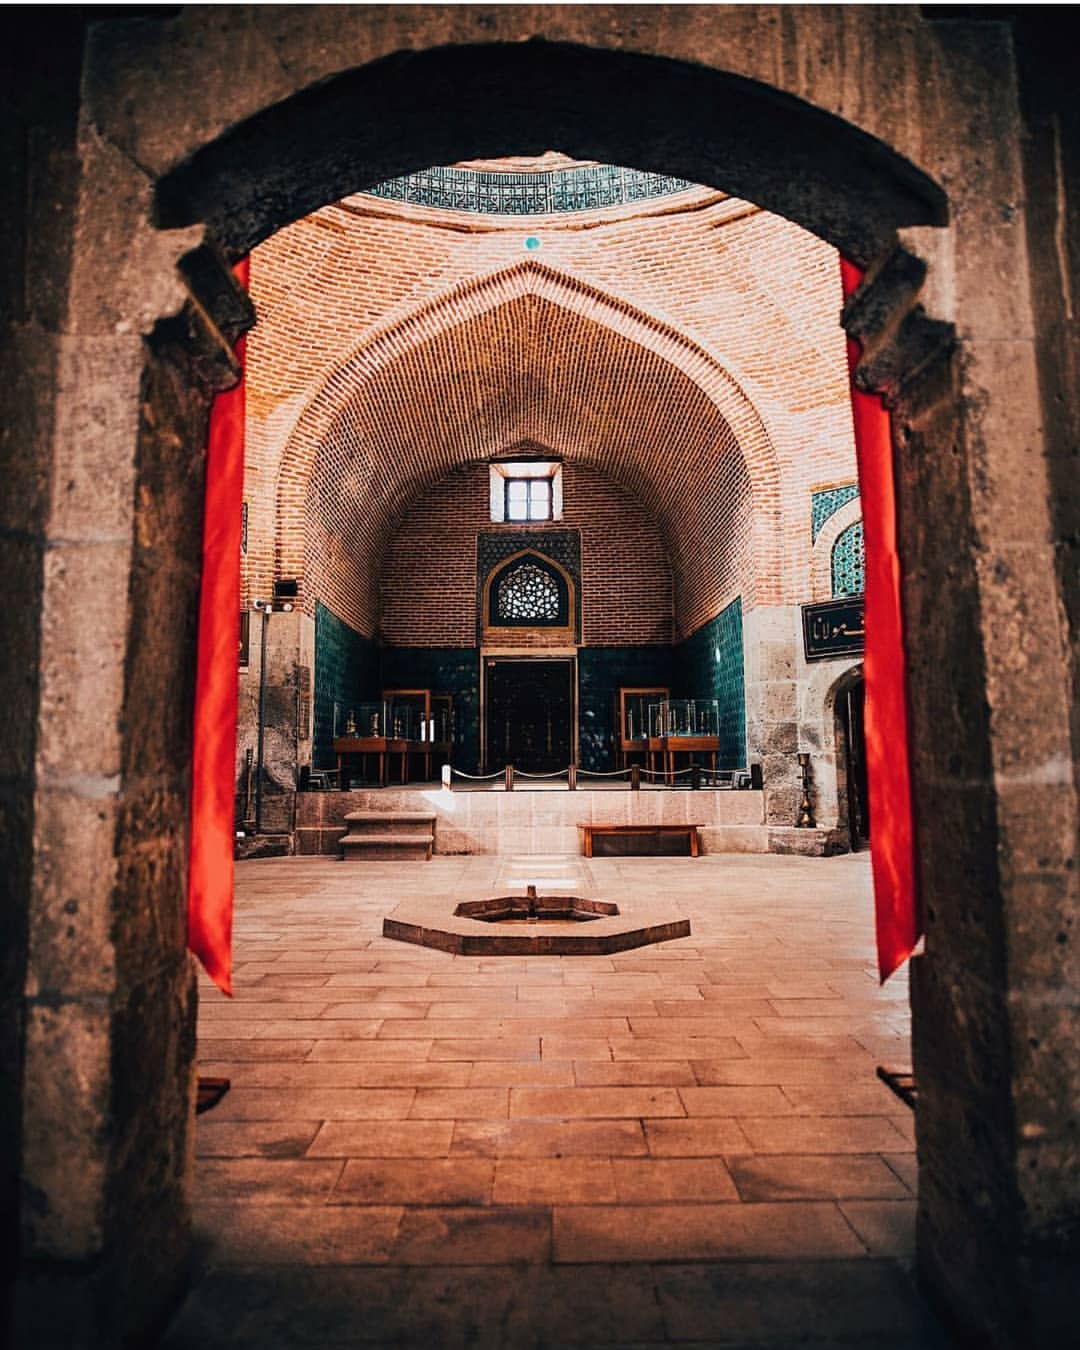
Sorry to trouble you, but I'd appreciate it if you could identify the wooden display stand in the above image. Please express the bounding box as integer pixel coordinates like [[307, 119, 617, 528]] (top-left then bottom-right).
[[332, 736, 407, 788], [661, 735, 720, 782]]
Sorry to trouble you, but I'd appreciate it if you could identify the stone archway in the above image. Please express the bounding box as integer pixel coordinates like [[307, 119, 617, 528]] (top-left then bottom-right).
[[823, 662, 869, 851], [6, 11, 1077, 1350]]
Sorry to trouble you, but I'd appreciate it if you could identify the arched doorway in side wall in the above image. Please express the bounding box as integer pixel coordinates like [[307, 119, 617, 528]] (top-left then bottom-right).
[[835, 668, 870, 851]]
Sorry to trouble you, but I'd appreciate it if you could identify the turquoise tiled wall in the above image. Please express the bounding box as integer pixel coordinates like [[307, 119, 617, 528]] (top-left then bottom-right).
[[578, 647, 675, 772], [314, 605, 744, 775], [313, 603, 380, 769], [674, 597, 746, 768], [831, 519, 865, 596], [811, 483, 859, 540], [381, 647, 481, 774]]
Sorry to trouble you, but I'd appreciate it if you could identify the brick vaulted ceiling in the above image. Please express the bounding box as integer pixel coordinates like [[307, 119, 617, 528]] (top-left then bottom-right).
[[277, 264, 779, 638], [246, 177, 857, 641], [305, 289, 759, 637]]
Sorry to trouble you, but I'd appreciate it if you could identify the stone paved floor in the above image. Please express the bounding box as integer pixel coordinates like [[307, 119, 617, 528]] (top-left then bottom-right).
[[160, 853, 949, 1349]]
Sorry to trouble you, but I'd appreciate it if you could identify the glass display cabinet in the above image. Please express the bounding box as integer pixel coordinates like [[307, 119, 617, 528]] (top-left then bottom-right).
[[383, 688, 430, 739], [650, 698, 722, 782], [657, 699, 720, 738], [431, 694, 454, 753], [385, 688, 452, 781], [353, 700, 389, 738], [617, 687, 668, 768]]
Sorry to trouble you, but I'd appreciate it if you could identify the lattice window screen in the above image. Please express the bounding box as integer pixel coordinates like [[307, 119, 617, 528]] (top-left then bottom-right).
[[496, 562, 562, 621], [831, 520, 865, 596]]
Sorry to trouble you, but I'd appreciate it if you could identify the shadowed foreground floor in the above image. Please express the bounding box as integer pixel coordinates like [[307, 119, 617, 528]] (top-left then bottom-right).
[[160, 852, 948, 1349]]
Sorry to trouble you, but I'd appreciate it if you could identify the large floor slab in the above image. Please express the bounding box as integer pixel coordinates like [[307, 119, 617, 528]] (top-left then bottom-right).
[[159, 853, 948, 1348]]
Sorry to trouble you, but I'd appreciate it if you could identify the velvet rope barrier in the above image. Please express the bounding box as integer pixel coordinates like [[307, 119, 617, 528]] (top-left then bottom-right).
[[187, 257, 249, 996], [840, 258, 920, 982]]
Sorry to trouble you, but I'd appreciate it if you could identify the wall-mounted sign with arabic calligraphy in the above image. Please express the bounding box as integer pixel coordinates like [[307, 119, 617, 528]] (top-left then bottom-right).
[[801, 597, 865, 662]]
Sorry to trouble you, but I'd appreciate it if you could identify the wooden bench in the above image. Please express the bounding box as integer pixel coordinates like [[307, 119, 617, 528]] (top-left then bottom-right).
[[580, 823, 703, 858]]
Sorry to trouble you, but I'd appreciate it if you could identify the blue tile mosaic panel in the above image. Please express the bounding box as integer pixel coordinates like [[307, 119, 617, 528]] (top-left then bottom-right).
[[477, 530, 581, 641], [831, 520, 865, 597], [366, 164, 695, 216], [381, 647, 481, 775], [578, 646, 675, 773], [811, 483, 860, 541], [313, 603, 380, 769], [675, 598, 747, 768]]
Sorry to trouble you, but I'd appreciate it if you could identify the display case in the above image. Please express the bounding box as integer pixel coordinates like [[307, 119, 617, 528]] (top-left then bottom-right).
[[383, 688, 431, 742], [655, 699, 720, 738], [335, 689, 452, 785], [431, 694, 454, 748], [346, 700, 389, 738], [616, 687, 668, 769], [333, 700, 393, 787], [650, 698, 722, 782], [619, 687, 667, 745]]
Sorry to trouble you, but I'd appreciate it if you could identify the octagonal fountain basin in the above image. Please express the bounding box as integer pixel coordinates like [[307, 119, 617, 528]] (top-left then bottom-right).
[[455, 886, 618, 924], [382, 884, 690, 956]]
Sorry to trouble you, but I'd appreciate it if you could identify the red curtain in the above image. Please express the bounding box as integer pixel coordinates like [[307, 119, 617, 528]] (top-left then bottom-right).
[[840, 258, 920, 981], [187, 257, 249, 996]]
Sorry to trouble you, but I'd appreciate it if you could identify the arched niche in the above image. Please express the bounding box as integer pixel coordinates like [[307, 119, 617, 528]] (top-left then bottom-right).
[[481, 549, 577, 646]]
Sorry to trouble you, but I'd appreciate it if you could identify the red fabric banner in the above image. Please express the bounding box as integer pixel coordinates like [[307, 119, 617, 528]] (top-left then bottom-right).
[[187, 257, 249, 996], [840, 258, 920, 982]]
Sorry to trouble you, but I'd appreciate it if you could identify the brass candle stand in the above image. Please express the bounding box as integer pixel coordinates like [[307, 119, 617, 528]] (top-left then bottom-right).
[[797, 751, 816, 828]]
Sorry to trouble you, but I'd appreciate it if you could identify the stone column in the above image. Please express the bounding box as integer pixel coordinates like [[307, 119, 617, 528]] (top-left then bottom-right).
[[7, 88, 246, 1345], [743, 605, 799, 826], [744, 605, 849, 854], [236, 607, 311, 839], [852, 203, 1080, 1341]]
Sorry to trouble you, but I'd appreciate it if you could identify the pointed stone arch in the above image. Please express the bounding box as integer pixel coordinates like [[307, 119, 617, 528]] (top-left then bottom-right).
[[11, 13, 1078, 1350]]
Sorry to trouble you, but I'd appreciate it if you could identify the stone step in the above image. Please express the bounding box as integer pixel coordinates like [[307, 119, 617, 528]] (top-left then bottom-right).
[[340, 831, 434, 862], [343, 811, 437, 826]]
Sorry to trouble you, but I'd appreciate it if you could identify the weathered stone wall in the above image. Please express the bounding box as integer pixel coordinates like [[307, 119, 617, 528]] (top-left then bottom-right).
[[0, 12, 85, 1323]]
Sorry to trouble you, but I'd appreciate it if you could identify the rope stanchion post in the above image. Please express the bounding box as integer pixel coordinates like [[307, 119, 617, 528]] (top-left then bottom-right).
[[568, 764, 577, 790], [441, 763, 452, 791], [631, 764, 640, 791], [505, 764, 514, 791], [691, 765, 702, 792]]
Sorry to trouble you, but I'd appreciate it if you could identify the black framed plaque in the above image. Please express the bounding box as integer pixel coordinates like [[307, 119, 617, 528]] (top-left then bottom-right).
[[802, 597, 865, 662]]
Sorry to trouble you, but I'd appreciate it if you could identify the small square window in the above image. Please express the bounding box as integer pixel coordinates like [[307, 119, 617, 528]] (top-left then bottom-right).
[[490, 459, 561, 523]]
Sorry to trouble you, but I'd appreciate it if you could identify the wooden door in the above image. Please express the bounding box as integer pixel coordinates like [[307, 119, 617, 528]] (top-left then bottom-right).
[[485, 660, 573, 774]]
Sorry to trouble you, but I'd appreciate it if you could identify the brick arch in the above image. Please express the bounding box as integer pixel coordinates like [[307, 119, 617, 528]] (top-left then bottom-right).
[[277, 261, 781, 635], [278, 259, 780, 518]]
